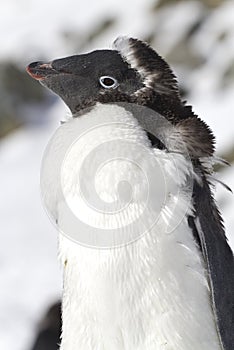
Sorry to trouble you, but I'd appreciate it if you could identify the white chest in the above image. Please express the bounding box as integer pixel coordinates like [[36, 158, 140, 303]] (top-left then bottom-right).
[[43, 104, 221, 349]]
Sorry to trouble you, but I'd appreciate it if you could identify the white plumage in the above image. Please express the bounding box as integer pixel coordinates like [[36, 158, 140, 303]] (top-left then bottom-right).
[[42, 104, 221, 349]]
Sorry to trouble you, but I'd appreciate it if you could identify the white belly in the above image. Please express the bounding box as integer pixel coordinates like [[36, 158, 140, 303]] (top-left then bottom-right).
[[59, 214, 221, 350], [42, 103, 221, 349]]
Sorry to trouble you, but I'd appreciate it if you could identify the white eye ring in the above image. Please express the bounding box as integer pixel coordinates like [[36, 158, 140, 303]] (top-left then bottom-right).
[[99, 76, 118, 89]]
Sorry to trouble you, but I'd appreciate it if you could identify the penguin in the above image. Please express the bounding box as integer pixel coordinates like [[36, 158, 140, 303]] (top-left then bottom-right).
[[27, 37, 234, 350]]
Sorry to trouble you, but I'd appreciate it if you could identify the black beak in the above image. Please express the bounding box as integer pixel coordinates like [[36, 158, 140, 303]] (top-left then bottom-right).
[[26, 61, 59, 80]]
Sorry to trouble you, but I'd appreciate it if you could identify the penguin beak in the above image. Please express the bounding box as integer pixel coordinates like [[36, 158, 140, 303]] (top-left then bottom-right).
[[26, 61, 59, 80]]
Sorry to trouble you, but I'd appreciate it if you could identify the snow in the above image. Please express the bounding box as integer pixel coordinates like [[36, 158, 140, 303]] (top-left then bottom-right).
[[0, 102, 66, 350], [152, 1, 205, 56], [0, 0, 233, 349], [0, 0, 155, 63]]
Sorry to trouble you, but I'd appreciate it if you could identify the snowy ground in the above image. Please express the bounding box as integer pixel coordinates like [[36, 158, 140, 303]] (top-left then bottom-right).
[[0, 102, 65, 350], [0, 1, 233, 350]]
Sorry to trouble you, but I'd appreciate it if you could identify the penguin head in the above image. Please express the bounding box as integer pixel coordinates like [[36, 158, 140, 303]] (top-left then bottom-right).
[[26, 37, 180, 113], [26, 36, 215, 158]]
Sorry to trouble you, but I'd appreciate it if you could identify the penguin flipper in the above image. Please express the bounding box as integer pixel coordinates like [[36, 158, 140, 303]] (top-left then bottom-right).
[[189, 179, 234, 350]]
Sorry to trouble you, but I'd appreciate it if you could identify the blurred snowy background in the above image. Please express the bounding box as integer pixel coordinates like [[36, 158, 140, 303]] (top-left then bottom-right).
[[0, 0, 233, 349]]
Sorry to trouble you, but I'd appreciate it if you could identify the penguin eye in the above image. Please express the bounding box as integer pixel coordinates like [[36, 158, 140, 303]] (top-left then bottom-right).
[[99, 76, 118, 89]]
